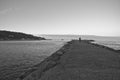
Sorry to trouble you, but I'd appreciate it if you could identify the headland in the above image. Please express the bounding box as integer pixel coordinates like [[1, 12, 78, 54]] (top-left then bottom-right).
[[0, 30, 45, 41]]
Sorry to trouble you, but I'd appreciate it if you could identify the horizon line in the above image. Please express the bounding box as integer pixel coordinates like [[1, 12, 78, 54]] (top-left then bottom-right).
[[0, 29, 120, 37]]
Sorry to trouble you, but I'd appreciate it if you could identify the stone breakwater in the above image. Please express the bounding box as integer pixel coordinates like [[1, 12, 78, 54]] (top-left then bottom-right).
[[16, 41, 72, 80], [16, 40, 120, 80]]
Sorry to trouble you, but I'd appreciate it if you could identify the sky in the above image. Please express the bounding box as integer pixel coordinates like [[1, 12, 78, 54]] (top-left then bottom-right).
[[0, 0, 120, 36]]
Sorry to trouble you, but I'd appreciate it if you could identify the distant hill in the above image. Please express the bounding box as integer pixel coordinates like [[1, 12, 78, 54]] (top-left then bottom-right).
[[0, 30, 45, 40]]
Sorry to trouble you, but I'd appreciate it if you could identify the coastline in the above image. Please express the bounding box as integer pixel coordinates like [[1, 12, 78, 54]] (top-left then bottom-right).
[[90, 41, 120, 53], [0, 39, 46, 41], [16, 40, 120, 80]]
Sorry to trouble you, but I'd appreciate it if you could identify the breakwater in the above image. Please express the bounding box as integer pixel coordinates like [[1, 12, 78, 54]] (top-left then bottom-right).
[[17, 40, 120, 80]]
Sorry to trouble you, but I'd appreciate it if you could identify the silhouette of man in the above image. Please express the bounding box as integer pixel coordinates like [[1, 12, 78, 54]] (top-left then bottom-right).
[[79, 37, 81, 42]]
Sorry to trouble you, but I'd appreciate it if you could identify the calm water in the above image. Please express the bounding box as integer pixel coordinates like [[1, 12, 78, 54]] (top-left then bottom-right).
[[0, 40, 66, 80], [1, 35, 120, 80], [41, 35, 120, 50], [92, 40, 120, 50]]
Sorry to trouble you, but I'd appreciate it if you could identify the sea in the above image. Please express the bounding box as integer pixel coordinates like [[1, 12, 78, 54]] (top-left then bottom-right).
[[40, 35, 120, 50], [0, 40, 66, 80], [0, 35, 120, 80]]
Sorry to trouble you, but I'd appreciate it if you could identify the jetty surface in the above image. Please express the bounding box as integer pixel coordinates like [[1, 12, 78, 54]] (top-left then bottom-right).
[[17, 40, 120, 80]]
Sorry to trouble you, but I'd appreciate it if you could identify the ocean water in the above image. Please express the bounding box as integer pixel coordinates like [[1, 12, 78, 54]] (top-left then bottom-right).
[[40, 35, 120, 50], [0, 35, 120, 80], [0, 40, 66, 80], [92, 40, 120, 50]]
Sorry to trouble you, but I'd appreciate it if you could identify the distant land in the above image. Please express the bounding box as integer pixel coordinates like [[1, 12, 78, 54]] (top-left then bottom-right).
[[0, 30, 45, 41]]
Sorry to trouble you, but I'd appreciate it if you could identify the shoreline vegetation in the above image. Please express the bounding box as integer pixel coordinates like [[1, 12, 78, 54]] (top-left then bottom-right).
[[0, 30, 46, 41], [16, 40, 120, 80]]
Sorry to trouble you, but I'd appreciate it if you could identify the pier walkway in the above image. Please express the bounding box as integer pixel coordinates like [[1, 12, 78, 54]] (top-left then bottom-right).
[[18, 40, 120, 80]]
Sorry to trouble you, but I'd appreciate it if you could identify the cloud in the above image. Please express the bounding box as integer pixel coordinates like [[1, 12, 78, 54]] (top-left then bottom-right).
[[0, 8, 13, 14]]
